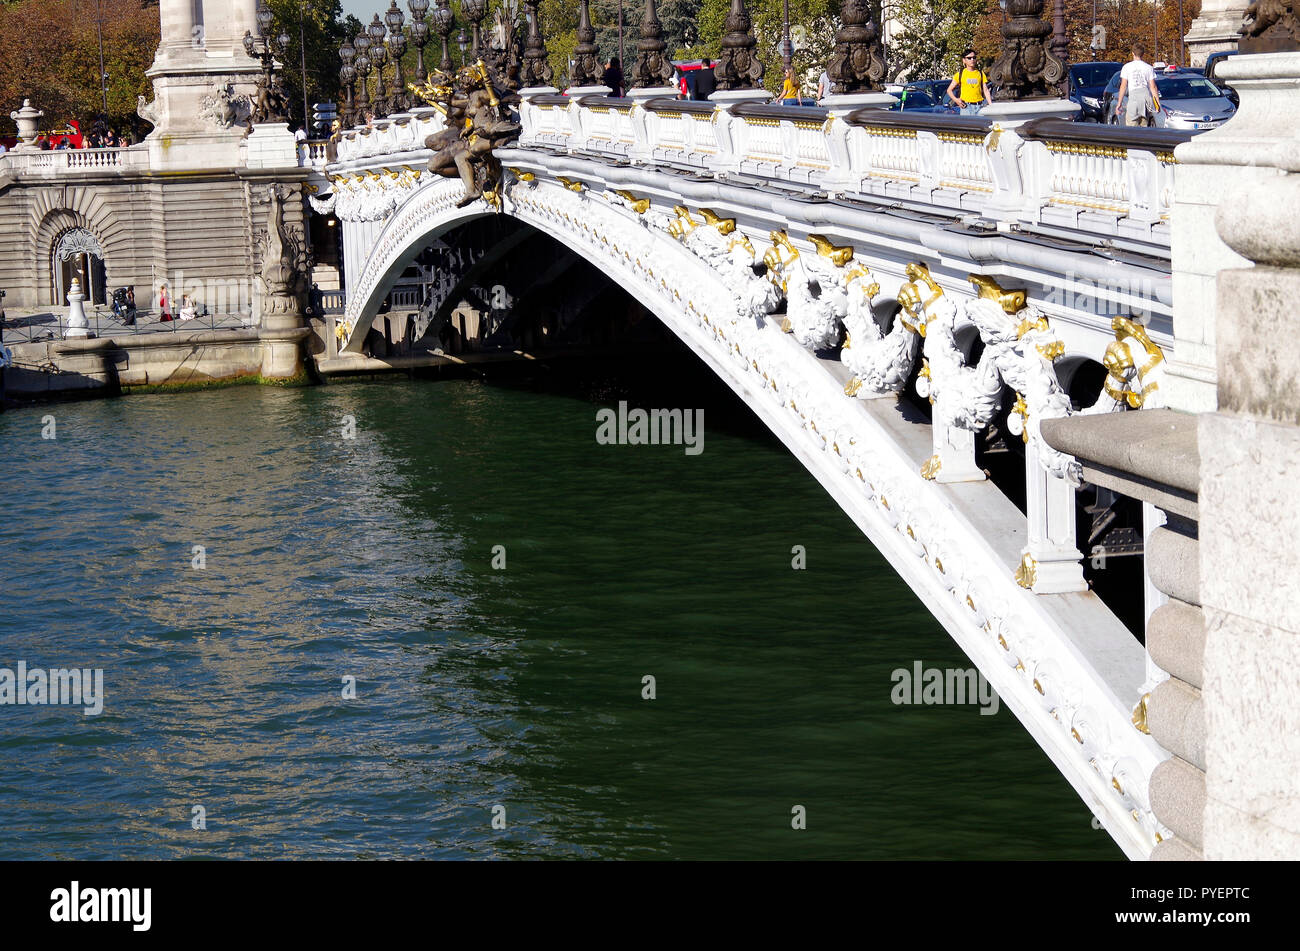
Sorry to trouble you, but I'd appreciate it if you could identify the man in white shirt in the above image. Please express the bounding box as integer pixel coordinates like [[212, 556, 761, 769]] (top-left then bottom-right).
[[1115, 44, 1160, 126], [818, 69, 832, 100]]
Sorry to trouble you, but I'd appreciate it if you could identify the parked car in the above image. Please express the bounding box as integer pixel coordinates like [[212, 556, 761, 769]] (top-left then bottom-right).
[[1203, 50, 1240, 106], [885, 85, 955, 114], [1068, 61, 1121, 121], [1103, 70, 1236, 130]]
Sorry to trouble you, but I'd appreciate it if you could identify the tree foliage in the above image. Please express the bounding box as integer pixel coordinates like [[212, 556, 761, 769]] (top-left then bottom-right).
[[0, 0, 159, 136]]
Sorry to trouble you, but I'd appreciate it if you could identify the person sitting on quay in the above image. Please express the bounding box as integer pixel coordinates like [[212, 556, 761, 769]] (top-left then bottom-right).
[[179, 294, 197, 322]]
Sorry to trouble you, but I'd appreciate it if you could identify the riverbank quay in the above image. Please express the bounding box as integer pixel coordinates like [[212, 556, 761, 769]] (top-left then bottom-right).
[[1, 313, 312, 402], [0, 310, 655, 407]]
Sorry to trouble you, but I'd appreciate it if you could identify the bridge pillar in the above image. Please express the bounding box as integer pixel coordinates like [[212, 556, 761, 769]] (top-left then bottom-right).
[[1182, 0, 1249, 67], [1195, 51, 1300, 860], [1023, 445, 1087, 593]]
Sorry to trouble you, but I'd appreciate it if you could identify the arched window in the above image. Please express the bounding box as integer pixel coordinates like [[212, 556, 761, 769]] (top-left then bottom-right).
[[52, 228, 107, 307]]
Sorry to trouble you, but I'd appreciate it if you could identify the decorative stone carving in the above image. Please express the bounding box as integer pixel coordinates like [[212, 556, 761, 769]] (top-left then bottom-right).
[[764, 232, 847, 351], [631, 0, 676, 89], [826, 0, 887, 95], [54, 228, 106, 262], [136, 94, 161, 131], [989, 0, 1067, 100], [840, 260, 919, 399], [198, 84, 254, 130], [255, 185, 308, 327], [664, 206, 780, 323], [9, 99, 44, 149], [714, 0, 764, 91]]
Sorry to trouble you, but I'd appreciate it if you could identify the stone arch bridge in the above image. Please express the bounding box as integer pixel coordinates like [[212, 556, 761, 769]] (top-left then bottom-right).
[[316, 84, 1259, 860]]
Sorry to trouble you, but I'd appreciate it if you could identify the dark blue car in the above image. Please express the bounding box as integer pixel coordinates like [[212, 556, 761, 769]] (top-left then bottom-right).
[[1069, 61, 1121, 122]]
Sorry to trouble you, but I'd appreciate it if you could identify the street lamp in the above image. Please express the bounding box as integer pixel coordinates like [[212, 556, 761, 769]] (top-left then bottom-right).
[[339, 38, 357, 126], [353, 31, 372, 118], [457, 28, 469, 66], [244, 1, 291, 124], [386, 1, 409, 113], [409, 0, 431, 85], [782, 0, 792, 72], [368, 14, 389, 117], [463, 0, 487, 57], [432, 0, 455, 73]]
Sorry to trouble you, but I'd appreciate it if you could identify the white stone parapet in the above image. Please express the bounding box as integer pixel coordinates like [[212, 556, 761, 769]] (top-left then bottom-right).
[[0, 146, 151, 179], [509, 90, 1188, 255]]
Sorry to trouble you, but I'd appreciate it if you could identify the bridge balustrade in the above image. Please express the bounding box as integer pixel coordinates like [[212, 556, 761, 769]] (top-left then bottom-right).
[[515, 92, 1191, 251], [0, 146, 149, 179]]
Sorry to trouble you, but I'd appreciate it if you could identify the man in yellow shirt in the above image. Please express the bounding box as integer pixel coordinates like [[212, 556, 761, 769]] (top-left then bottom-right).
[[946, 49, 991, 115]]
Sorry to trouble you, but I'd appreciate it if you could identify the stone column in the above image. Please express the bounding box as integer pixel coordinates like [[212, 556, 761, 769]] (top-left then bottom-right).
[[158, 0, 199, 60], [195, 0, 262, 62], [1183, 0, 1248, 68], [1197, 52, 1300, 860]]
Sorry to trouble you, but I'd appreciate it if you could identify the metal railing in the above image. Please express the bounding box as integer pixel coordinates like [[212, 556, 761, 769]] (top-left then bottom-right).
[[0, 308, 257, 344]]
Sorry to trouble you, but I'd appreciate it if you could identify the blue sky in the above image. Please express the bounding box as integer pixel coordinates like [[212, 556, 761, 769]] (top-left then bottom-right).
[[342, 0, 395, 25]]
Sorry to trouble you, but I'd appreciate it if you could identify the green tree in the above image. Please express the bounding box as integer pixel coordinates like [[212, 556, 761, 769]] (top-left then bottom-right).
[[264, 0, 351, 129], [891, 0, 991, 82], [0, 0, 159, 135]]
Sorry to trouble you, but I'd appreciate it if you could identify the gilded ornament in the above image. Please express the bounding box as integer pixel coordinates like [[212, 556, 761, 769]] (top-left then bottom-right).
[[968, 273, 1027, 315], [1013, 552, 1038, 589], [920, 454, 942, 480], [807, 233, 854, 267]]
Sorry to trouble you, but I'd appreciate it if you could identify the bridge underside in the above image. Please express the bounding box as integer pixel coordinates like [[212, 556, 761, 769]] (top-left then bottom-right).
[[329, 150, 1169, 858]]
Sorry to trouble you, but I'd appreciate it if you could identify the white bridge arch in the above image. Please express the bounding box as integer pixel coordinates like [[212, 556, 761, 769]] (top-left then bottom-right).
[[334, 168, 1167, 858]]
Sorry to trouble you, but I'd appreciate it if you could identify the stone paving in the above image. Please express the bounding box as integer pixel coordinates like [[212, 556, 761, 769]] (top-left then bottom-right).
[[0, 307, 255, 345]]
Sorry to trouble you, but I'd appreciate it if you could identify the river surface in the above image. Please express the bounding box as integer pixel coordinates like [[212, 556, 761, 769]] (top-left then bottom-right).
[[0, 359, 1118, 859]]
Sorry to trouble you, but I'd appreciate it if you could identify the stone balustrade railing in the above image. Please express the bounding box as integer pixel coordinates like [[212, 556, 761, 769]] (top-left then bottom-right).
[[514, 93, 1193, 253], [333, 107, 448, 165], [0, 145, 149, 178], [300, 139, 332, 169]]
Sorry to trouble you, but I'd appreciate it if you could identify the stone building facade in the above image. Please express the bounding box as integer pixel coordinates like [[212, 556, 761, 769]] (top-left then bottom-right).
[[0, 0, 308, 318]]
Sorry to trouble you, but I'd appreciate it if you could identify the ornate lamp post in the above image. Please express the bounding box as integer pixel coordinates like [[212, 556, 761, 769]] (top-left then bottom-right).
[[457, 28, 469, 67], [353, 31, 372, 118], [432, 0, 455, 73], [572, 0, 602, 86], [409, 0, 431, 84], [631, 0, 675, 89], [386, 1, 409, 113], [368, 14, 389, 117], [243, 1, 292, 124], [714, 0, 764, 91], [826, 0, 886, 95], [1051, 0, 1068, 70], [782, 0, 793, 72], [339, 38, 357, 126], [463, 0, 487, 57], [989, 0, 1067, 100], [520, 0, 553, 87]]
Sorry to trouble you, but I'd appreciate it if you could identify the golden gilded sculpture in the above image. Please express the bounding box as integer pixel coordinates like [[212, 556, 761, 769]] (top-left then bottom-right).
[[410, 62, 520, 208], [967, 273, 1028, 315], [807, 233, 855, 268]]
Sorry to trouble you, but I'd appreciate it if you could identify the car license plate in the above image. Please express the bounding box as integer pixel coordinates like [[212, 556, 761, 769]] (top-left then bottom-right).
[[1193, 121, 1220, 129]]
